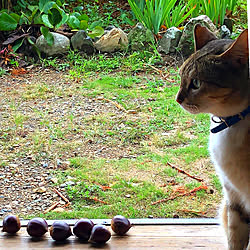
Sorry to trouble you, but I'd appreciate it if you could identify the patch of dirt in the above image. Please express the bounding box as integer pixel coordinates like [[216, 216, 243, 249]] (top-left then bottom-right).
[[0, 68, 141, 217]]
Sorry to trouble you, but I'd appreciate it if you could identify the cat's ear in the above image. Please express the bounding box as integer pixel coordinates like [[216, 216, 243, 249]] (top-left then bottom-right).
[[220, 29, 248, 65], [194, 24, 217, 51]]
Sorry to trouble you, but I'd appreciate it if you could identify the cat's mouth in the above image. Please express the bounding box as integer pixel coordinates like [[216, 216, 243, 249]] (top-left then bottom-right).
[[181, 103, 200, 114]]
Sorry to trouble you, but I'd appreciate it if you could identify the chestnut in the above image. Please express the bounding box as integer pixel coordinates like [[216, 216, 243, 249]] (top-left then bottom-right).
[[2, 214, 21, 234], [89, 224, 111, 244], [27, 218, 48, 237], [111, 215, 131, 235], [50, 221, 72, 241], [73, 218, 94, 241]]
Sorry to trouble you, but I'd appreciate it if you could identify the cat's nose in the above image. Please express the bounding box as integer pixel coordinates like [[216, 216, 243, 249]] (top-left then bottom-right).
[[176, 90, 185, 104], [176, 98, 183, 104]]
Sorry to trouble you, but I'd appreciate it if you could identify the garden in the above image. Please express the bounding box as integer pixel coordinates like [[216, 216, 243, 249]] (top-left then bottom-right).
[[0, 0, 248, 222]]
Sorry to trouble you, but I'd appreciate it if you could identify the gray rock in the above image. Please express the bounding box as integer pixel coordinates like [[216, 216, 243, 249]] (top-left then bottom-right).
[[71, 30, 95, 55], [178, 15, 218, 58], [128, 22, 154, 51], [36, 32, 70, 56], [157, 27, 182, 54], [220, 25, 231, 39], [94, 27, 128, 53]]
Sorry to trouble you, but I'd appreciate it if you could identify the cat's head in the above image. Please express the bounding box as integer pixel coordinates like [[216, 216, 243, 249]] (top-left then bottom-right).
[[176, 24, 249, 117]]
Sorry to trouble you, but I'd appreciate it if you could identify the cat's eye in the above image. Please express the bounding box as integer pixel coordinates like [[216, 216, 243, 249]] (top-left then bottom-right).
[[189, 79, 201, 90]]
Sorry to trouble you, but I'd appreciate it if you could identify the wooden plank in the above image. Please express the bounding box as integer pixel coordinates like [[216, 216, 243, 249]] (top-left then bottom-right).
[[0, 225, 227, 249], [0, 218, 220, 227]]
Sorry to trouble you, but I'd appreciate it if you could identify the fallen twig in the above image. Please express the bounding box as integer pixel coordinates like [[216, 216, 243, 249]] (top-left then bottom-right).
[[97, 97, 127, 112], [146, 64, 175, 83], [60, 202, 71, 209], [152, 184, 208, 205], [94, 182, 111, 191], [54, 188, 70, 204], [167, 162, 204, 182], [44, 201, 60, 214], [89, 197, 108, 204]]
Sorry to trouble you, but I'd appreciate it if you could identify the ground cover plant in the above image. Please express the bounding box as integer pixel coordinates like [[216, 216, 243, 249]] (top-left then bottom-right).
[[0, 0, 247, 220]]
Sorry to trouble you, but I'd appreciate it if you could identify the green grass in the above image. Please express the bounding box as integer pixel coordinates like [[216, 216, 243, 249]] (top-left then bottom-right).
[[0, 51, 223, 219]]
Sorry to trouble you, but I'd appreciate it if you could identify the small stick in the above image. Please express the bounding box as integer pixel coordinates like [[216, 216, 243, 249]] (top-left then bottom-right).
[[89, 197, 108, 204], [97, 98, 127, 112], [54, 188, 70, 204], [60, 202, 71, 209], [146, 64, 175, 83], [44, 201, 60, 214], [93, 182, 111, 191], [167, 162, 204, 182], [152, 184, 207, 205]]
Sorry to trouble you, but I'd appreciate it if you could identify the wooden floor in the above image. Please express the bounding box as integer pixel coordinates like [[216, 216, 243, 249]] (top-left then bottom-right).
[[0, 219, 227, 249]]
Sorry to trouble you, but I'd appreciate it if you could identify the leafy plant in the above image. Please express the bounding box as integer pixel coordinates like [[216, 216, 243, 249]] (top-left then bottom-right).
[[128, 0, 195, 35], [200, 0, 227, 25], [165, 1, 197, 28], [189, 0, 238, 25], [0, 67, 7, 76]]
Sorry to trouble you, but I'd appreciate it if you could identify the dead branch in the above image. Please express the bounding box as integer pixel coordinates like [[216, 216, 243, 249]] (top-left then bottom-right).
[[97, 97, 127, 112], [53, 188, 70, 204], [167, 162, 204, 182], [152, 184, 208, 205], [44, 201, 60, 214], [88, 197, 108, 204]]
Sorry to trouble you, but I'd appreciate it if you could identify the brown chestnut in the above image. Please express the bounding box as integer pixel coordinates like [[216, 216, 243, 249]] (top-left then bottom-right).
[[73, 218, 94, 241], [89, 224, 111, 244], [50, 221, 72, 241], [111, 215, 131, 235], [27, 218, 48, 237], [2, 214, 21, 234]]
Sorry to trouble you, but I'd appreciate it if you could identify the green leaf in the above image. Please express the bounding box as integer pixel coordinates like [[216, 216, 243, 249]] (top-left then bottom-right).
[[79, 20, 88, 30], [56, 0, 63, 7], [12, 38, 24, 52], [48, 7, 62, 27], [88, 26, 104, 39], [0, 12, 18, 31], [40, 26, 54, 46], [10, 13, 20, 23], [41, 14, 53, 28], [78, 14, 89, 21], [39, 0, 56, 13], [67, 15, 80, 29], [89, 20, 102, 30], [27, 36, 41, 59], [55, 11, 69, 28]]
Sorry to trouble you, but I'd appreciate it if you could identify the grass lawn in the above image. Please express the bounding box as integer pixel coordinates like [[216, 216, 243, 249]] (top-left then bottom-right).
[[0, 51, 222, 219]]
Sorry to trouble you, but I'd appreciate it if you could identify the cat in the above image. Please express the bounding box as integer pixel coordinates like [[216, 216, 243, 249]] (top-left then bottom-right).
[[176, 24, 249, 250]]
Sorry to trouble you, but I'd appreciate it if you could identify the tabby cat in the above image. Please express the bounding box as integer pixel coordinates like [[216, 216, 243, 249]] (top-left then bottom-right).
[[176, 24, 249, 250]]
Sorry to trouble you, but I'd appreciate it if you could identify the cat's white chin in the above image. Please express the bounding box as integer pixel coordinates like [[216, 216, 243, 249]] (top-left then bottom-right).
[[181, 104, 200, 114]]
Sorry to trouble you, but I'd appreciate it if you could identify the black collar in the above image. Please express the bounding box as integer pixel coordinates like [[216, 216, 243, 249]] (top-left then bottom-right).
[[211, 106, 250, 134]]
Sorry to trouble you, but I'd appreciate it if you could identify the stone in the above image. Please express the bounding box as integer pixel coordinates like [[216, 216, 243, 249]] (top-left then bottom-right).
[[33, 187, 47, 193], [36, 32, 70, 56], [53, 207, 65, 212], [94, 28, 128, 53], [220, 25, 231, 39], [128, 23, 154, 51], [157, 27, 182, 54], [71, 30, 95, 54], [178, 15, 218, 58]]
